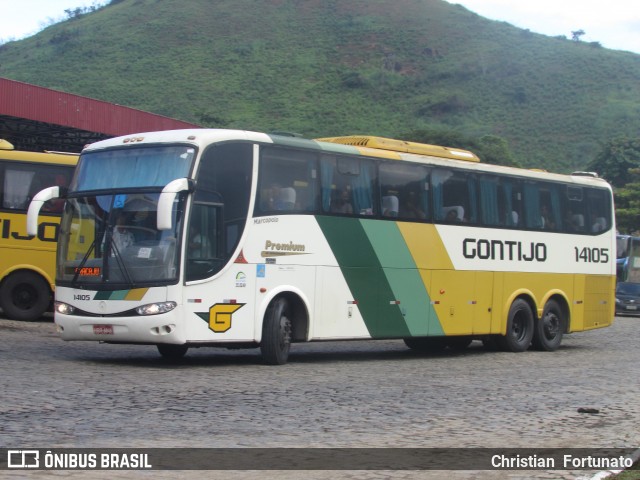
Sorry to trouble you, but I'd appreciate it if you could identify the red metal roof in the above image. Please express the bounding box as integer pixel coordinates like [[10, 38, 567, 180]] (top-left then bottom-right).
[[0, 77, 199, 136]]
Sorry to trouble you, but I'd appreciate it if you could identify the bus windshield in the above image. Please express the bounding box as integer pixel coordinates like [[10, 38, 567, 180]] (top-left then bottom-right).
[[55, 144, 197, 288], [57, 192, 185, 287], [71, 145, 195, 192], [56, 141, 255, 287]]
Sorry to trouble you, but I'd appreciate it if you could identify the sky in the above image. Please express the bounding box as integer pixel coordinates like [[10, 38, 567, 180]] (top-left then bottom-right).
[[1, 0, 639, 54], [0, 0, 102, 42], [447, 0, 640, 54]]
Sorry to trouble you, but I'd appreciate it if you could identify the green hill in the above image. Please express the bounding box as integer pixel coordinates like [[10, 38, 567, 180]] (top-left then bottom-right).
[[1, 0, 639, 172]]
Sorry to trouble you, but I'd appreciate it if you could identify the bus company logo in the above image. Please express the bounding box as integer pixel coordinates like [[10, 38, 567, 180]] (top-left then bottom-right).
[[261, 240, 308, 257], [1, 219, 59, 243], [8, 450, 39, 468], [196, 303, 245, 333], [462, 238, 547, 262]]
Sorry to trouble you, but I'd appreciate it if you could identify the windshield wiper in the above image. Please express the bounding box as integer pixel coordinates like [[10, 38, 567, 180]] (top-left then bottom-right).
[[71, 240, 96, 286], [108, 241, 134, 288]]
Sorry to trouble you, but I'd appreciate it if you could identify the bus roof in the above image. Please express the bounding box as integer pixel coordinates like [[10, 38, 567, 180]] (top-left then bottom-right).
[[80, 129, 611, 190], [0, 139, 79, 166], [315, 135, 480, 162]]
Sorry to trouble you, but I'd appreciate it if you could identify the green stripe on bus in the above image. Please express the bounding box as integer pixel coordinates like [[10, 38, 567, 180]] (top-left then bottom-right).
[[316, 216, 410, 338], [94, 290, 127, 300], [360, 220, 442, 336], [93, 289, 148, 301]]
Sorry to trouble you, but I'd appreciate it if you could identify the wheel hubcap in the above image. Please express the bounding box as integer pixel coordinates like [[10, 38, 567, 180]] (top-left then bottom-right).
[[543, 312, 560, 339], [13, 284, 36, 310], [280, 315, 292, 348], [512, 311, 527, 341]]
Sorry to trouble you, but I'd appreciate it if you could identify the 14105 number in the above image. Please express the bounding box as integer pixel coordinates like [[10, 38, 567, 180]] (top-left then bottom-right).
[[574, 247, 609, 263]]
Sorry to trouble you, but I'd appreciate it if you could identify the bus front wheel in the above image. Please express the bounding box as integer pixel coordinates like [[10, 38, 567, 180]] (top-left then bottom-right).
[[498, 299, 534, 352], [532, 300, 564, 351], [0, 271, 51, 321], [261, 297, 292, 365]]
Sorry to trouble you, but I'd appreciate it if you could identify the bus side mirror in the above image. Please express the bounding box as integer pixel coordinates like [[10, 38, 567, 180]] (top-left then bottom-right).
[[157, 178, 192, 230], [27, 186, 61, 236]]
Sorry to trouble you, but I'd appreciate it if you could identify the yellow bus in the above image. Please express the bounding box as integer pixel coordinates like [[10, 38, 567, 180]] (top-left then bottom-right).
[[27, 130, 615, 363], [0, 140, 77, 320]]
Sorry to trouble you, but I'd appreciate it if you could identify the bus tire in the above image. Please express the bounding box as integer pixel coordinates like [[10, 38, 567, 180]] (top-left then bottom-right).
[[157, 344, 188, 359], [0, 271, 51, 321], [497, 298, 534, 352], [532, 300, 564, 351], [404, 337, 448, 352], [260, 297, 292, 365]]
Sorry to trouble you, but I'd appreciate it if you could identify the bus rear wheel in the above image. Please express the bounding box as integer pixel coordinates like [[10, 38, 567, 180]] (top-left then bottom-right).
[[261, 297, 292, 365], [532, 300, 564, 351], [157, 344, 188, 359], [0, 271, 51, 321], [497, 299, 534, 352]]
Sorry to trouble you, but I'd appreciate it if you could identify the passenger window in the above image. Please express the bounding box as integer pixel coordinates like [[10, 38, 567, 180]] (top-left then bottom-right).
[[2, 167, 35, 210], [586, 188, 611, 234], [523, 182, 562, 231], [478, 175, 522, 227], [379, 163, 429, 221], [320, 154, 375, 216], [479, 176, 500, 226], [1, 164, 73, 213], [564, 186, 586, 233], [258, 147, 318, 214], [432, 169, 477, 224], [540, 184, 562, 231]]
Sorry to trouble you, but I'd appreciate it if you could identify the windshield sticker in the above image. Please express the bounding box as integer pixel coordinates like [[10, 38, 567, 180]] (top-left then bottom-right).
[[113, 194, 127, 208]]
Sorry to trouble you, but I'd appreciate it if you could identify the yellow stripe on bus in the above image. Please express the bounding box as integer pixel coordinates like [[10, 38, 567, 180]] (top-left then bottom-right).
[[125, 288, 149, 301]]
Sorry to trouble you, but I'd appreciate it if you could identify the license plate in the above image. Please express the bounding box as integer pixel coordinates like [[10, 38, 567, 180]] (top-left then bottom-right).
[[626, 305, 637, 311], [93, 325, 114, 335]]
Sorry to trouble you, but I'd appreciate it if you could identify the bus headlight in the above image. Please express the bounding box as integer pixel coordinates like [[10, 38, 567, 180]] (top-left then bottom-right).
[[136, 301, 177, 316], [55, 302, 75, 315]]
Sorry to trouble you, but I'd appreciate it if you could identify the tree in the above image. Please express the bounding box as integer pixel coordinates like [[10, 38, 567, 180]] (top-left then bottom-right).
[[586, 137, 640, 188], [475, 135, 521, 168], [614, 168, 640, 234], [571, 29, 585, 42], [587, 137, 640, 233]]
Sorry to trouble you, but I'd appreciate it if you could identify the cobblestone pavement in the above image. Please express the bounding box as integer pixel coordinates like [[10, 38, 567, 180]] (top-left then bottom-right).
[[0, 313, 638, 480]]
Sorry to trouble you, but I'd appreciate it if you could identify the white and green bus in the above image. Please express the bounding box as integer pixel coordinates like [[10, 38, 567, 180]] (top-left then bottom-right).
[[27, 129, 615, 364]]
